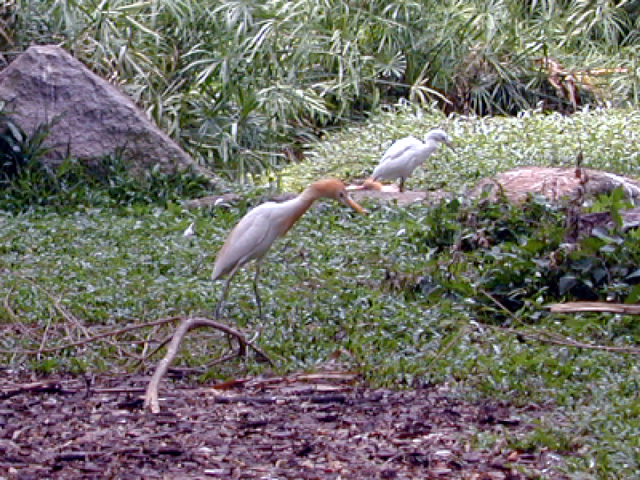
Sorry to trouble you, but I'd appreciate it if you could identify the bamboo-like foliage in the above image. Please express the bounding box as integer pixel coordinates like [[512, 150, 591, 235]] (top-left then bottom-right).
[[4, 0, 638, 179]]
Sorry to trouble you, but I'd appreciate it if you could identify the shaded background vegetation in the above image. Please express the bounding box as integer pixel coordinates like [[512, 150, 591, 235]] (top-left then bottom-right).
[[2, 1, 640, 476], [2, 0, 640, 181]]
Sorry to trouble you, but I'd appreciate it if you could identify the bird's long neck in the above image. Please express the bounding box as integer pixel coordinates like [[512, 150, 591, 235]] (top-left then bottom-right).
[[279, 188, 319, 234]]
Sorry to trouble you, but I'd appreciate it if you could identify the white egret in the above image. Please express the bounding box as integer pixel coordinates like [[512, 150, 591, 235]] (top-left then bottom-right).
[[212, 178, 365, 318], [370, 129, 455, 192]]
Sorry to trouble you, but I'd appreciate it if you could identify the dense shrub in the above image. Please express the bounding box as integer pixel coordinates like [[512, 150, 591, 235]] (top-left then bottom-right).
[[3, 0, 638, 179]]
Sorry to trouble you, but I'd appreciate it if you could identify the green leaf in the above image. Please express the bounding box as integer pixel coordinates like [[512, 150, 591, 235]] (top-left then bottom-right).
[[625, 284, 640, 304], [558, 275, 577, 295]]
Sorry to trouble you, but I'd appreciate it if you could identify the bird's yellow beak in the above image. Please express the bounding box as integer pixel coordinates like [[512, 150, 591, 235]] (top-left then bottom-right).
[[344, 195, 365, 214]]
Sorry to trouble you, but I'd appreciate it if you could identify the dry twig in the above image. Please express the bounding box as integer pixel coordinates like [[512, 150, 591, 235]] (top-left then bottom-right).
[[477, 322, 640, 355], [0, 316, 183, 354], [2, 286, 39, 343], [478, 291, 640, 353], [17, 273, 91, 339], [547, 301, 640, 315], [143, 316, 272, 413]]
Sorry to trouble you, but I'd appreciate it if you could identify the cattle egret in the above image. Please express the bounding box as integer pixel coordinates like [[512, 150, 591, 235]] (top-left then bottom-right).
[[212, 178, 365, 319], [370, 129, 455, 192]]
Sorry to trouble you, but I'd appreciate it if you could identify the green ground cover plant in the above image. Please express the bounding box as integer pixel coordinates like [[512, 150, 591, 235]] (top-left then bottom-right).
[[2, 107, 640, 476], [3, 1, 640, 475]]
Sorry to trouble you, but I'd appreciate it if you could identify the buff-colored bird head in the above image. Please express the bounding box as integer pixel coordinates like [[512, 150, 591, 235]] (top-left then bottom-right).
[[309, 178, 365, 214]]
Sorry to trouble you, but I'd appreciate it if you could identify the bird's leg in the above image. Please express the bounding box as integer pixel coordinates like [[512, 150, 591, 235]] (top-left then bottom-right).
[[215, 263, 243, 319], [214, 276, 234, 319], [253, 261, 263, 320], [399, 177, 405, 193]]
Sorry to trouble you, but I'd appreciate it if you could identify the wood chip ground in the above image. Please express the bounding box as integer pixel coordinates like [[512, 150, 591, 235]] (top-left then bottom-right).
[[0, 371, 568, 479]]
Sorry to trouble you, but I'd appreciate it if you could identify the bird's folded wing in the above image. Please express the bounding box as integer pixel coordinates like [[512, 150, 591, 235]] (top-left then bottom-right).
[[219, 205, 282, 266], [379, 137, 422, 164]]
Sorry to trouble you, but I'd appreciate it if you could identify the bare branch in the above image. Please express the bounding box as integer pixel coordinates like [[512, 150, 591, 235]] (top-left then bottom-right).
[[2, 286, 39, 343], [547, 301, 640, 315], [477, 322, 640, 355], [0, 316, 183, 354], [16, 273, 91, 339], [144, 316, 272, 413]]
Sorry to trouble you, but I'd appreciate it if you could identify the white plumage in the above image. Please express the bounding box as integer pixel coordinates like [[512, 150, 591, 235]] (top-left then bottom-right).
[[371, 129, 454, 192], [212, 179, 364, 319], [211, 203, 290, 282]]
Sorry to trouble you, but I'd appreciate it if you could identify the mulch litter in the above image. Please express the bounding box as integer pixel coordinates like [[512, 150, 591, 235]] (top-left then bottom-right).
[[0, 370, 568, 479]]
